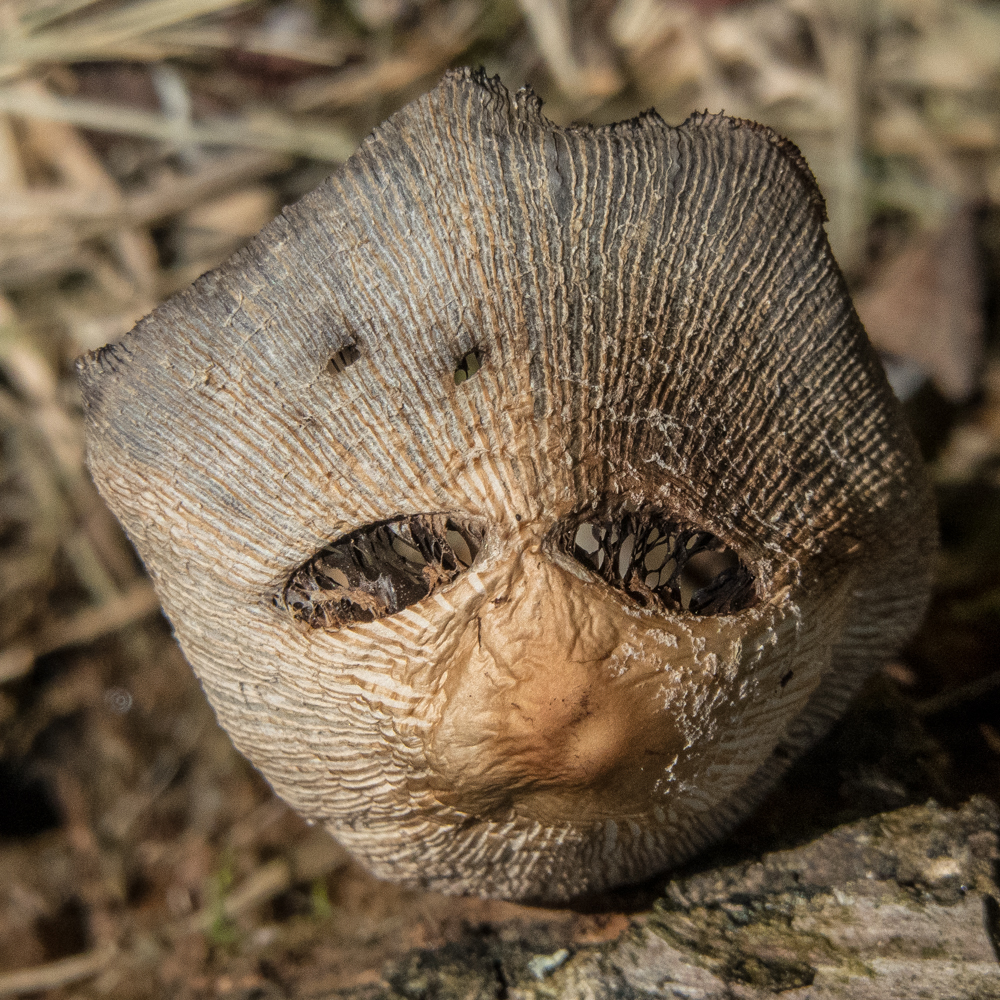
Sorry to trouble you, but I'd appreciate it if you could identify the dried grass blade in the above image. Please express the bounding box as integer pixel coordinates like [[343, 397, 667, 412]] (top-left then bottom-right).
[[0, 87, 355, 161], [292, 4, 480, 111], [2, 0, 244, 72], [151, 24, 353, 66], [16, 0, 111, 34], [516, 0, 621, 101], [0, 943, 116, 997], [0, 582, 161, 684]]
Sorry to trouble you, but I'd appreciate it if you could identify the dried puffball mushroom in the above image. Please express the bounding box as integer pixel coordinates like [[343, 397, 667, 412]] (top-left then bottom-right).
[[79, 70, 936, 902]]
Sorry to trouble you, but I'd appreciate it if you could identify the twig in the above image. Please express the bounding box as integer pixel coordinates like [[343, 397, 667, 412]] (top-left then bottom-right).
[[15, 0, 105, 35], [128, 149, 293, 221], [0, 0, 242, 77], [150, 23, 353, 66], [218, 858, 292, 923], [0, 943, 116, 998], [0, 582, 162, 684], [101, 717, 210, 840], [21, 98, 160, 298], [0, 86, 355, 161], [515, 0, 621, 102], [290, 2, 481, 112], [174, 827, 351, 936], [292, 51, 461, 113], [0, 149, 290, 227], [913, 670, 1000, 717], [0, 148, 290, 287], [0, 113, 26, 189], [162, 858, 291, 938]]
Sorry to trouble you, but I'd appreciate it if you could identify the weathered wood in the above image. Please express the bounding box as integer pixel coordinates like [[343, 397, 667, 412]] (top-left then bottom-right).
[[345, 799, 1000, 1000]]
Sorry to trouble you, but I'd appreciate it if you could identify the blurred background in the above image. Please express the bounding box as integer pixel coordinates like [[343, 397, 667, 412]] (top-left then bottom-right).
[[0, 0, 997, 996]]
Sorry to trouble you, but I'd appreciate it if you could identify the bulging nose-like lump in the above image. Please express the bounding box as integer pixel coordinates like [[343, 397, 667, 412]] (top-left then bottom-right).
[[78, 69, 936, 902]]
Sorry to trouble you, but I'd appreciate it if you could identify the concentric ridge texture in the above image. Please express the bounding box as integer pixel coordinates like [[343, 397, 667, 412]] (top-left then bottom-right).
[[79, 69, 936, 901]]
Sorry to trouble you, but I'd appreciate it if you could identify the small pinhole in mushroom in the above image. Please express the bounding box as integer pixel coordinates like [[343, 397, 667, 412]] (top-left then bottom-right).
[[780, 670, 794, 688], [326, 343, 361, 375], [283, 514, 484, 630], [454, 350, 482, 385]]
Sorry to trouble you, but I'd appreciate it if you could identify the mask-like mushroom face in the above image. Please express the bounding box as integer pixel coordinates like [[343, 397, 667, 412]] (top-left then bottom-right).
[[79, 70, 936, 902]]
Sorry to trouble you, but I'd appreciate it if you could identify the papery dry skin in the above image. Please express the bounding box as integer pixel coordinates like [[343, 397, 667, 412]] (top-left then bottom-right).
[[78, 69, 936, 902]]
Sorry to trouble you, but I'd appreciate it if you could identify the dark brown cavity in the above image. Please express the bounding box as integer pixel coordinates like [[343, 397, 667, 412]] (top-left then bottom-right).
[[553, 512, 757, 615], [281, 514, 484, 629]]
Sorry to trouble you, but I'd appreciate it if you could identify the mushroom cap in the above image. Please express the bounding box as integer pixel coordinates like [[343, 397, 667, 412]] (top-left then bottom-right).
[[79, 69, 936, 901]]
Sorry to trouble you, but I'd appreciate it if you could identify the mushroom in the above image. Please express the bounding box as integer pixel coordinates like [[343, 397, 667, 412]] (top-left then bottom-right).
[[78, 69, 936, 902]]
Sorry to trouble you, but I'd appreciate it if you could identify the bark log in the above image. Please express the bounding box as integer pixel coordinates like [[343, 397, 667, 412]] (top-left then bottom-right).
[[334, 798, 1000, 1000]]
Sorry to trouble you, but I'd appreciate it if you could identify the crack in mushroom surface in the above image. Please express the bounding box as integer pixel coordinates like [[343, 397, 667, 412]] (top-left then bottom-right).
[[78, 69, 936, 902]]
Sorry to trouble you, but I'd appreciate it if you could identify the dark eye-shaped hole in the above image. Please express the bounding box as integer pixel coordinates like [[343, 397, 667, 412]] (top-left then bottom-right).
[[558, 513, 757, 615], [281, 514, 484, 630]]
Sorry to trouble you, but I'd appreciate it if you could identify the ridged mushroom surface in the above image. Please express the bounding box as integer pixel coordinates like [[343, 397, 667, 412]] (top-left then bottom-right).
[[78, 69, 936, 902]]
